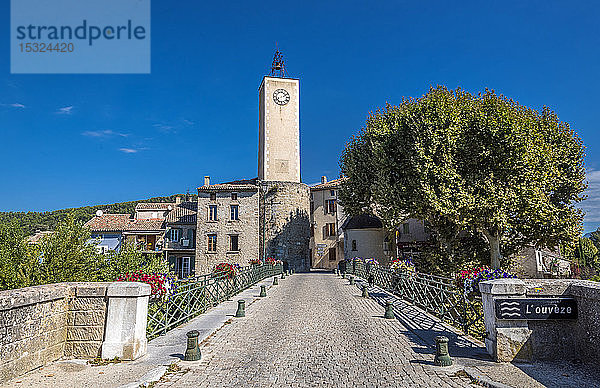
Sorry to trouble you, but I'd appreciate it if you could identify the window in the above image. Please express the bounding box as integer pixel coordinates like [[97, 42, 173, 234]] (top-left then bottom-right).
[[330, 190, 336, 197], [402, 223, 410, 234], [209, 205, 218, 221], [310, 201, 314, 213], [230, 205, 239, 220], [323, 222, 336, 238], [310, 224, 314, 237], [325, 199, 336, 214], [169, 228, 180, 242], [176, 257, 191, 278], [229, 235, 239, 251], [352, 240, 357, 251], [310, 192, 314, 200], [210, 193, 216, 201], [329, 247, 336, 261], [231, 193, 237, 200], [207, 234, 217, 252]]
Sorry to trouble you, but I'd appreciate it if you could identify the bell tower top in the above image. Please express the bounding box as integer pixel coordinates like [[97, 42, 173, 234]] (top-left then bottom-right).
[[270, 47, 286, 78]]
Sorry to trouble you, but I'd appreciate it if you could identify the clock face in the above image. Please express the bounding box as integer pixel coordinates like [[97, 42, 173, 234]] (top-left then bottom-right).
[[273, 89, 290, 105]]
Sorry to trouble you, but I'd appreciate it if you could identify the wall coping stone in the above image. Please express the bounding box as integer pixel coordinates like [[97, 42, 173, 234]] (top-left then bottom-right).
[[0, 283, 70, 311], [106, 282, 151, 297], [479, 278, 526, 295]]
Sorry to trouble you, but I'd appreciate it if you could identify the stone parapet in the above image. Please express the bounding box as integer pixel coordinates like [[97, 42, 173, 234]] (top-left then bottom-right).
[[480, 278, 600, 363], [0, 281, 149, 384]]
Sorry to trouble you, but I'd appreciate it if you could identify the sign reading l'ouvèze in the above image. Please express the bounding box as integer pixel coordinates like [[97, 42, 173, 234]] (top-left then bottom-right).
[[495, 298, 577, 320]]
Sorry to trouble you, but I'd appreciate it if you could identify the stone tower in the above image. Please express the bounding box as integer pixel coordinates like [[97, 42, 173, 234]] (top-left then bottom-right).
[[257, 51, 310, 271], [258, 76, 300, 182]]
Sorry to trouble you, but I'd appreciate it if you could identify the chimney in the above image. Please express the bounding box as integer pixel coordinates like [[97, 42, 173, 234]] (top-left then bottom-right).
[[204, 176, 210, 186], [321, 176, 327, 184], [175, 196, 183, 205]]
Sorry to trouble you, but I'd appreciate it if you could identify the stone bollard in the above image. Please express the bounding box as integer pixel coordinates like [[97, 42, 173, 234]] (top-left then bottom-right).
[[342, 272, 346, 279], [273, 277, 279, 286], [434, 336, 452, 366], [362, 286, 369, 298], [334, 268, 338, 275], [384, 301, 395, 319], [349, 276, 355, 286], [235, 300, 246, 318], [184, 330, 201, 361], [281, 272, 286, 280], [259, 285, 267, 297]]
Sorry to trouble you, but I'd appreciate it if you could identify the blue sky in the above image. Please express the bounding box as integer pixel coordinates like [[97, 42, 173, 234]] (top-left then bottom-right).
[[1, 1, 600, 232]]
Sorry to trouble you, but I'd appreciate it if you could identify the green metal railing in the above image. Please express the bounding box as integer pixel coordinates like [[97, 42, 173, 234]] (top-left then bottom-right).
[[147, 264, 282, 339], [345, 261, 485, 340]]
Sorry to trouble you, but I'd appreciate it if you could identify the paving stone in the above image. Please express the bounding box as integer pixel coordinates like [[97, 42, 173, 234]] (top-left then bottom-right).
[[156, 272, 477, 388]]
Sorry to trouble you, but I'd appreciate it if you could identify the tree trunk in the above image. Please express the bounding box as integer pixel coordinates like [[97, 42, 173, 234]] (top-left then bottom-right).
[[482, 229, 502, 269]]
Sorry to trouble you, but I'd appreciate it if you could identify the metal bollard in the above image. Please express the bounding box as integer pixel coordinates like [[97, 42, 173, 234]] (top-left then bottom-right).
[[235, 300, 246, 318], [362, 286, 369, 298], [349, 276, 355, 285], [434, 336, 453, 366], [184, 330, 201, 361], [273, 276, 279, 286], [259, 285, 267, 297], [384, 301, 395, 319]]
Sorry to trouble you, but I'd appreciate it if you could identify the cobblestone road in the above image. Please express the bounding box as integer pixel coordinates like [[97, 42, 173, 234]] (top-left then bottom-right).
[[157, 272, 479, 388]]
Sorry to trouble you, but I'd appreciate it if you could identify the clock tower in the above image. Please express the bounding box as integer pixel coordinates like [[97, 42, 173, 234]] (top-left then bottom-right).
[[258, 51, 300, 182]]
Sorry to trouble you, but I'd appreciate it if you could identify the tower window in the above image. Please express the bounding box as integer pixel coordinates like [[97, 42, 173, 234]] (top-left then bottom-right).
[[210, 193, 216, 201], [209, 205, 218, 221], [402, 223, 410, 234], [330, 190, 336, 197], [352, 240, 357, 251], [207, 234, 217, 252], [231, 193, 237, 200]]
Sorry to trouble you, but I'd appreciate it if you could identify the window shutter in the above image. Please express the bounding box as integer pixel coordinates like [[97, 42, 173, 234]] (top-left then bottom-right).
[[322, 225, 326, 239]]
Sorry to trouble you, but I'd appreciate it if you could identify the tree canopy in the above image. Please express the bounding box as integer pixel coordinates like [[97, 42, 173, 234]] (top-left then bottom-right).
[[339, 86, 586, 269]]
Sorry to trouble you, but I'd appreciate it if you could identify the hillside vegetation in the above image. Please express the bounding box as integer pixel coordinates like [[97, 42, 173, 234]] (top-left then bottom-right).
[[0, 194, 198, 235]]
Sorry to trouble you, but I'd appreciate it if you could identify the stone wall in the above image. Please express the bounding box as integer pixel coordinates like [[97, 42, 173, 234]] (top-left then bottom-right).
[[260, 181, 311, 271], [480, 278, 600, 363], [0, 281, 148, 384]]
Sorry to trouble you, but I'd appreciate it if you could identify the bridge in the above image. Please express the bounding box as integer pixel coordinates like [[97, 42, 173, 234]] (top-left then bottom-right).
[[3, 267, 599, 388]]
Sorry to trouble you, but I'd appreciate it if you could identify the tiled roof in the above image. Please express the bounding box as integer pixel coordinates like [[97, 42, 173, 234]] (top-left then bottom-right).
[[165, 201, 197, 224], [27, 231, 53, 244], [310, 177, 346, 191], [198, 178, 259, 192], [85, 214, 165, 232], [84, 214, 132, 232], [135, 202, 175, 211], [342, 214, 383, 230]]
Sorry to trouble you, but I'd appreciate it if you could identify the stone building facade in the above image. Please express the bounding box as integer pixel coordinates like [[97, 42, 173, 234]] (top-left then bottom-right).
[[309, 177, 346, 269], [195, 178, 260, 274]]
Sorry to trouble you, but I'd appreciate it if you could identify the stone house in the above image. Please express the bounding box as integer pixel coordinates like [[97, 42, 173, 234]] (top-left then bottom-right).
[[196, 178, 261, 274], [309, 176, 347, 269], [342, 214, 394, 265], [163, 198, 198, 278]]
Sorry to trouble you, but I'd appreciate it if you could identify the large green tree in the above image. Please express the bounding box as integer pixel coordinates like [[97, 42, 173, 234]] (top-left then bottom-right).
[[340, 86, 586, 269]]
